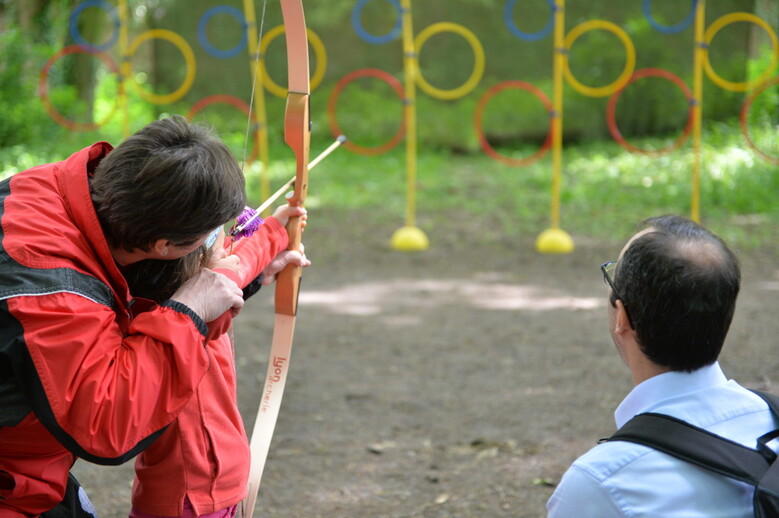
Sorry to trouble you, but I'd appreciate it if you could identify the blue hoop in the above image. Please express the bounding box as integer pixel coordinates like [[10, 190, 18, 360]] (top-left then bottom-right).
[[504, 0, 555, 42], [197, 6, 248, 59], [69, 0, 120, 52], [351, 0, 402, 45], [643, 0, 698, 34]]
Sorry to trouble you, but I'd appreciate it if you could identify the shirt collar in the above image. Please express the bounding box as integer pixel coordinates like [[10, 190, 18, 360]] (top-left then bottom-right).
[[614, 362, 728, 428]]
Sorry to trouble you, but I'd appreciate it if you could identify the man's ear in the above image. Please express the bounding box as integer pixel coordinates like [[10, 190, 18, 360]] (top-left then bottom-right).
[[151, 239, 172, 258], [614, 299, 633, 336]]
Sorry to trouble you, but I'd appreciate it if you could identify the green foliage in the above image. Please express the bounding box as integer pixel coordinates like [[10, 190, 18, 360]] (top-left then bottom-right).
[[417, 96, 481, 152], [0, 27, 58, 147], [309, 121, 778, 249], [1, 0, 775, 251], [317, 79, 405, 150], [607, 16, 691, 138], [4, 116, 776, 251], [746, 45, 779, 127]]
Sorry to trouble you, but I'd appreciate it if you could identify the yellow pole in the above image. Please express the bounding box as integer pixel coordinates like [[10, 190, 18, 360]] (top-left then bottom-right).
[[401, 0, 417, 229], [118, 0, 130, 138], [392, 0, 429, 250], [535, 0, 573, 254], [243, 0, 272, 209], [691, 0, 705, 223], [551, 0, 565, 230]]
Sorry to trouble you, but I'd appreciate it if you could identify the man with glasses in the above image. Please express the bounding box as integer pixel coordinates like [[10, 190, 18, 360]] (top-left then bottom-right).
[[547, 215, 777, 517]]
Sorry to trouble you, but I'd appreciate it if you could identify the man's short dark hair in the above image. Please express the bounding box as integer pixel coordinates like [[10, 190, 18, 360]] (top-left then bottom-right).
[[613, 215, 740, 372], [91, 115, 246, 251]]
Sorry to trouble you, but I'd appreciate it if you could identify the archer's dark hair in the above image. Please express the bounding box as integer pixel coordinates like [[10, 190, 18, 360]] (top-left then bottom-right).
[[91, 115, 246, 251], [613, 215, 740, 372]]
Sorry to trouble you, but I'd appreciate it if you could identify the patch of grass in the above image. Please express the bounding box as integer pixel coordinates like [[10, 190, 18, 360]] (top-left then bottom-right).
[[297, 122, 778, 251], [3, 121, 776, 252]]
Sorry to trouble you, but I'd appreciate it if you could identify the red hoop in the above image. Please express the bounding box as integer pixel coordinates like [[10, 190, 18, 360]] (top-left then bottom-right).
[[474, 80, 553, 167], [740, 76, 779, 165], [327, 68, 406, 156], [186, 94, 258, 164], [39, 45, 122, 131], [607, 68, 693, 156]]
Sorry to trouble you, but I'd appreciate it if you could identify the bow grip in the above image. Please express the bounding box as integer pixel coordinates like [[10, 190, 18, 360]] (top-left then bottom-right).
[[275, 92, 310, 317]]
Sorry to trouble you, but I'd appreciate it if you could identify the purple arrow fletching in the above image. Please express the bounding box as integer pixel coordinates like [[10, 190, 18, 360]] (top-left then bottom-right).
[[234, 206, 264, 241]]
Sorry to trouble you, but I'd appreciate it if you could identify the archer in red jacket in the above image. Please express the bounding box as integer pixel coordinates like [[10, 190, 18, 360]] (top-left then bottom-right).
[[0, 116, 294, 516]]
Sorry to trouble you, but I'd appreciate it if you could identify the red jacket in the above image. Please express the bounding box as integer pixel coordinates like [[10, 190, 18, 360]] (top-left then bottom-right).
[[0, 144, 229, 515], [131, 219, 289, 515]]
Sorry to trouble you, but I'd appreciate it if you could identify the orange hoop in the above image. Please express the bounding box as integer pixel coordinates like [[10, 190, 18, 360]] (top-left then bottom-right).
[[474, 81, 553, 166], [740, 76, 779, 165], [187, 95, 259, 164], [328, 68, 406, 156], [607, 68, 693, 156], [39, 45, 122, 131]]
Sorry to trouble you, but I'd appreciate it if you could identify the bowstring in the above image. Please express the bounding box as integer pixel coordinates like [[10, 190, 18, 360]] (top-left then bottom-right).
[[235, 6, 270, 517], [232, 0, 269, 253], [241, 0, 269, 172]]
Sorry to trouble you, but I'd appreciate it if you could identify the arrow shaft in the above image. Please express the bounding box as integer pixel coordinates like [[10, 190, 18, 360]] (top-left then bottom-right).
[[234, 136, 345, 233]]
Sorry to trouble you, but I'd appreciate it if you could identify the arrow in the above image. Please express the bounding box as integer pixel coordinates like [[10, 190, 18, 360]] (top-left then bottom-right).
[[230, 135, 346, 236]]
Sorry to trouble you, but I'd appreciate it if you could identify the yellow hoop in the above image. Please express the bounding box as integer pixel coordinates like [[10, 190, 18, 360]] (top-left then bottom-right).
[[128, 29, 196, 105], [260, 25, 327, 98], [563, 19, 636, 98], [414, 22, 485, 101], [703, 12, 778, 92]]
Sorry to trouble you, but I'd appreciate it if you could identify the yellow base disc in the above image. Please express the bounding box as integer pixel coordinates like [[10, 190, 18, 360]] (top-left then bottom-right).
[[535, 228, 574, 254], [391, 226, 430, 251]]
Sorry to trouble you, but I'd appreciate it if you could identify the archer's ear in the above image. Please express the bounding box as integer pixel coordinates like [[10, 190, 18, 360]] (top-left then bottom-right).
[[151, 239, 172, 258]]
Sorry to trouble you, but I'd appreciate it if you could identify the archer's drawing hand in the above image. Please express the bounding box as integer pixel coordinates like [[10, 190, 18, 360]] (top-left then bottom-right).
[[170, 269, 244, 322], [261, 246, 311, 286], [207, 228, 240, 273]]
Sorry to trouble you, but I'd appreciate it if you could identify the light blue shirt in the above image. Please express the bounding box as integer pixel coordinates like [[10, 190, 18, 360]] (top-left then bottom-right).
[[547, 362, 777, 518]]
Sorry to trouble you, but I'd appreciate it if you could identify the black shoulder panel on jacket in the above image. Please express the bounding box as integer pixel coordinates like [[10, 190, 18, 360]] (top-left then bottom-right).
[[0, 178, 164, 464], [0, 299, 166, 465]]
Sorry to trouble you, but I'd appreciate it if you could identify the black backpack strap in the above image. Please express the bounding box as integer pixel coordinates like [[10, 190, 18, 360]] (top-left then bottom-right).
[[609, 412, 770, 486], [41, 473, 98, 518], [749, 391, 779, 458], [752, 390, 779, 420], [750, 390, 779, 501]]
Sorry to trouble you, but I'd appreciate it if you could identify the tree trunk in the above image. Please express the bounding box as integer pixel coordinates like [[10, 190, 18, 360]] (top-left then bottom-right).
[[67, 3, 112, 123], [17, 0, 45, 31], [749, 0, 778, 59]]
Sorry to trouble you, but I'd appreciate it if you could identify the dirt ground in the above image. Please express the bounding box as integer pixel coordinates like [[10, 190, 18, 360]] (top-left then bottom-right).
[[73, 208, 779, 517]]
